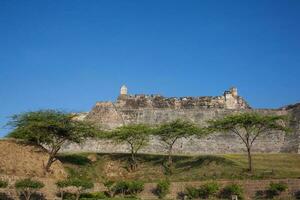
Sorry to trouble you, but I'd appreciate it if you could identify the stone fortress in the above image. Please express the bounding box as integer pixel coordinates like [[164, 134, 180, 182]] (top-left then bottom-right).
[[63, 86, 300, 154]]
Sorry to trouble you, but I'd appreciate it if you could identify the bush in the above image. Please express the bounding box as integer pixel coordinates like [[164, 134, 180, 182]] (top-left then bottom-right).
[[80, 192, 106, 199], [156, 179, 170, 199], [56, 179, 93, 189], [220, 183, 243, 200], [0, 179, 8, 188], [15, 178, 44, 200], [113, 181, 144, 196], [267, 182, 288, 197], [56, 179, 94, 200], [185, 186, 199, 199], [198, 182, 220, 198], [15, 178, 44, 189]]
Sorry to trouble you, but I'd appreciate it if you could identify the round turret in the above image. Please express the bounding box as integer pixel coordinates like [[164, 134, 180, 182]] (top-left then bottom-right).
[[120, 85, 128, 95]]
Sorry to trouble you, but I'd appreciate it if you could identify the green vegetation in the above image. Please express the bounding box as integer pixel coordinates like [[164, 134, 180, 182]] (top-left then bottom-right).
[[154, 119, 206, 171], [59, 152, 300, 182], [208, 113, 289, 172], [185, 186, 200, 199], [56, 179, 94, 200], [7, 110, 99, 172], [267, 182, 288, 198], [184, 182, 220, 199], [220, 183, 244, 200], [155, 179, 170, 199], [198, 182, 220, 199], [112, 180, 144, 196], [15, 178, 44, 200], [0, 179, 8, 188], [109, 124, 153, 171]]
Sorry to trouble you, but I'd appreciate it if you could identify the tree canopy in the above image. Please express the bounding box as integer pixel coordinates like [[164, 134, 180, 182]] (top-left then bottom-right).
[[208, 112, 290, 171], [7, 110, 98, 172], [110, 124, 153, 170], [154, 119, 206, 169]]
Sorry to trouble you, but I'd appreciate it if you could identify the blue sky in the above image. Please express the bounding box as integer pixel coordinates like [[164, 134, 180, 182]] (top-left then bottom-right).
[[0, 0, 300, 137]]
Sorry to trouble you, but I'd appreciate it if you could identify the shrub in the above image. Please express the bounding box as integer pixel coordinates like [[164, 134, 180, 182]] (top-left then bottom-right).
[[80, 192, 106, 199], [0, 179, 8, 188], [56, 179, 94, 200], [267, 182, 288, 197], [156, 179, 170, 199], [198, 182, 220, 198], [185, 186, 199, 199], [113, 181, 144, 196], [15, 178, 44, 200], [220, 183, 243, 200]]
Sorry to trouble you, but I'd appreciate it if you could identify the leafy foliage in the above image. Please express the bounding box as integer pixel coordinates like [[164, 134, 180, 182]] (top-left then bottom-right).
[[220, 183, 243, 200], [109, 124, 153, 170], [156, 179, 170, 199], [56, 179, 93, 190], [112, 181, 144, 196], [267, 182, 288, 197], [7, 110, 98, 172], [0, 179, 8, 188], [198, 182, 220, 198], [154, 119, 205, 170], [185, 186, 199, 199], [15, 178, 44, 190], [15, 178, 44, 200], [208, 113, 289, 171]]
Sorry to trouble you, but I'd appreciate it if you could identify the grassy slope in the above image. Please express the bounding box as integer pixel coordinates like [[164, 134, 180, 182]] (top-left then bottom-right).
[[58, 153, 300, 182]]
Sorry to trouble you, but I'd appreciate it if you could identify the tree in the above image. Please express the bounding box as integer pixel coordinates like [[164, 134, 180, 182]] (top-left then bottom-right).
[[208, 112, 289, 172], [154, 119, 204, 169], [15, 178, 44, 200], [7, 110, 98, 173], [110, 124, 153, 171], [56, 179, 93, 200]]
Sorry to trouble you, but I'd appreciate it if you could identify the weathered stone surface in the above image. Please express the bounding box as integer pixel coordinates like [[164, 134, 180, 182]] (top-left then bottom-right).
[[61, 87, 300, 154]]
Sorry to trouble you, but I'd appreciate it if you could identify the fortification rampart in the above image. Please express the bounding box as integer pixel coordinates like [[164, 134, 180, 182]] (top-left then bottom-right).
[[61, 86, 300, 154]]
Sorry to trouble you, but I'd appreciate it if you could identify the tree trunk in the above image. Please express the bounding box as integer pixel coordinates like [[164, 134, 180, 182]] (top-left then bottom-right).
[[247, 147, 252, 172], [167, 146, 173, 173], [130, 151, 137, 171], [76, 192, 80, 200], [45, 155, 55, 173], [24, 191, 31, 200]]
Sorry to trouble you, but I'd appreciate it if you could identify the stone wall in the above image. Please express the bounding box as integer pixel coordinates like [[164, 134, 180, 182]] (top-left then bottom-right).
[[61, 86, 300, 154], [62, 105, 300, 154]]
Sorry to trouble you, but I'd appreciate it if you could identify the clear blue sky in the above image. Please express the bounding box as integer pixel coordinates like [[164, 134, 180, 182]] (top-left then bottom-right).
[[0, 0, 300, 137]]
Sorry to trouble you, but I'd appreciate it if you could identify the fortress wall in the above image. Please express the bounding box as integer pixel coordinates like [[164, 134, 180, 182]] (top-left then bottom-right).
[[62, 106, 300, 154]]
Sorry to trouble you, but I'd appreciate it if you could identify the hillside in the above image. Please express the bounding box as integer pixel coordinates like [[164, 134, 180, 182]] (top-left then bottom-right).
[[59, 152, 300, 182], [0, 139, 66, 179]]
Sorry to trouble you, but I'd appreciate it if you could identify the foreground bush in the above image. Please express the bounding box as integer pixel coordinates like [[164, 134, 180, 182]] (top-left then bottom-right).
[[185, 186, 199, 199], [198, 182, 220, 199], [267, 182, 288, 198], [0, 179, 8, 188], [15, 178, 44, 200], [113, 181, 144, 196], [220, 183, 243, 200], [56, 179, 93, 200], [156, 179, 170, 199]]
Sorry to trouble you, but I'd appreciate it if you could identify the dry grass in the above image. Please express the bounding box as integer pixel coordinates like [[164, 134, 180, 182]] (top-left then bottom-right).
[[0, 139, 66, 179], [58, 152, 300, 182]]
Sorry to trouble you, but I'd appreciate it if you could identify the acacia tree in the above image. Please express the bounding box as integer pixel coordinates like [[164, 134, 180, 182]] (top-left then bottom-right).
[[7, 110, 98, 173], [208, 113, 289, 172], [110, 124, 153, 171], [56, 179, 93, 200], [15, 178, 44, 200], [155, 119, 205, 169]]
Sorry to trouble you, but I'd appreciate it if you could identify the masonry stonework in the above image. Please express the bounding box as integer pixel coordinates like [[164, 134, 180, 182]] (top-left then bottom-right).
[[62, 86, 300, 154]]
